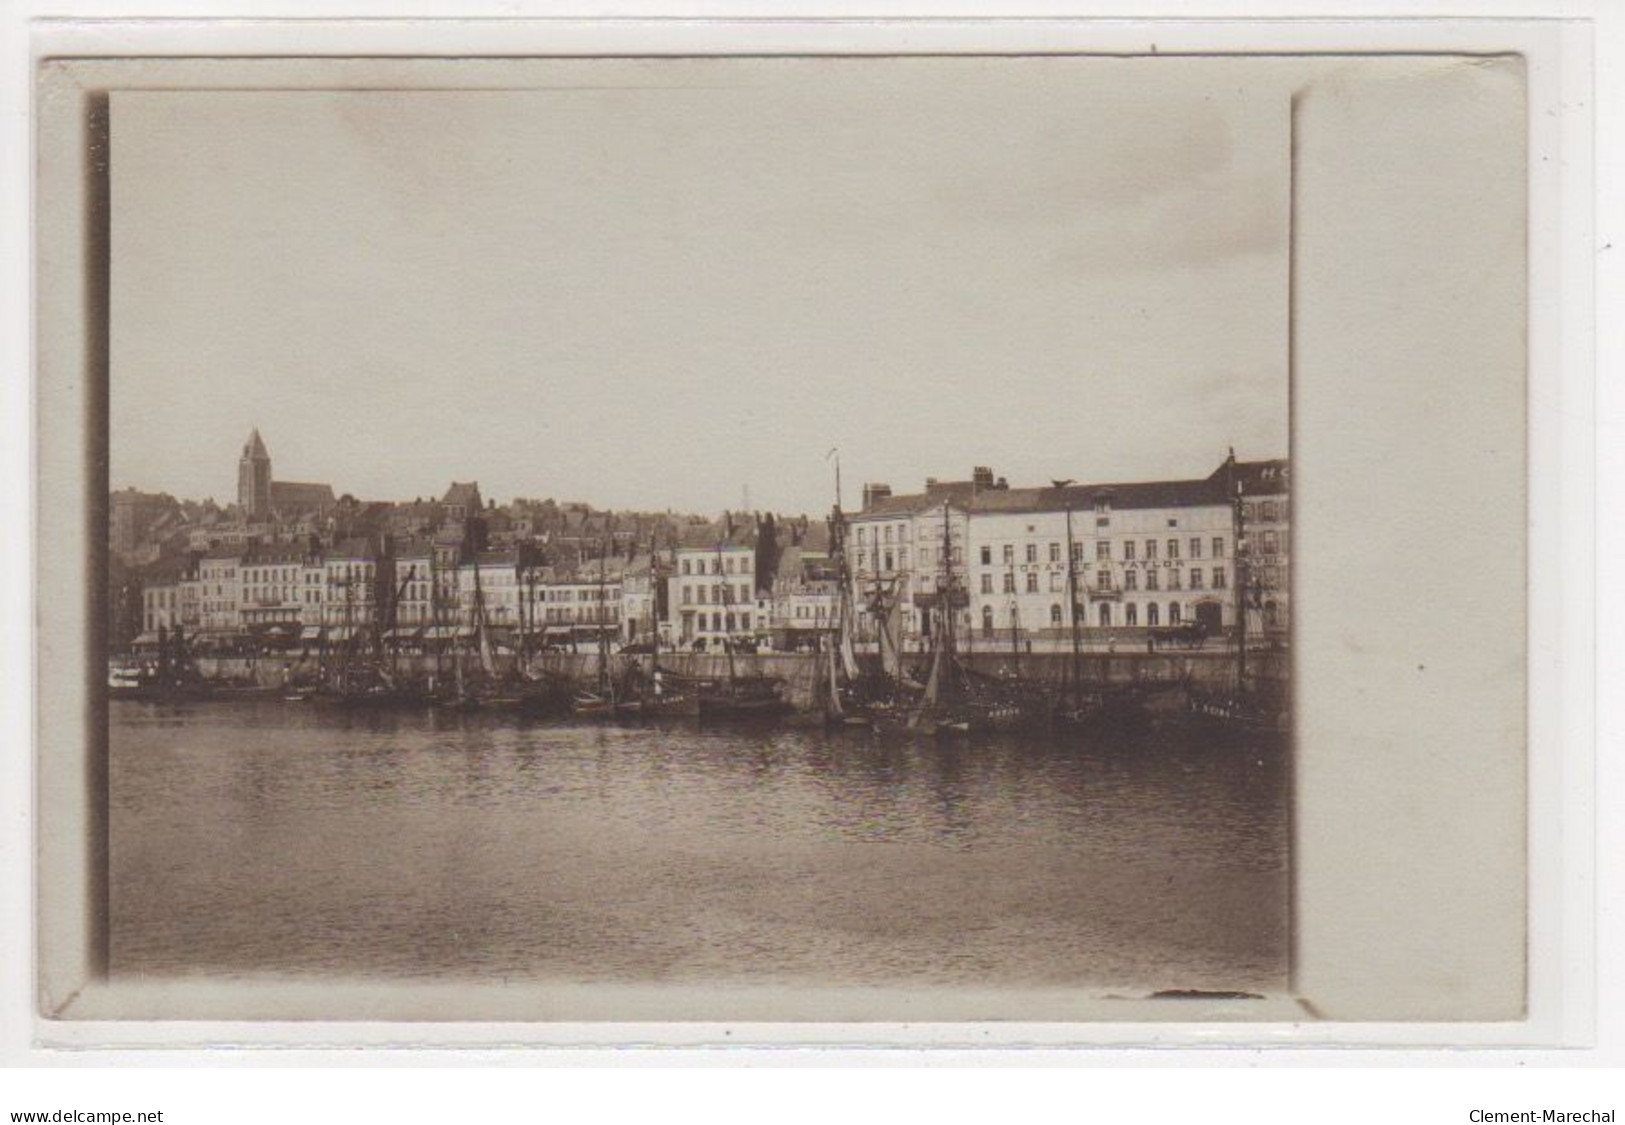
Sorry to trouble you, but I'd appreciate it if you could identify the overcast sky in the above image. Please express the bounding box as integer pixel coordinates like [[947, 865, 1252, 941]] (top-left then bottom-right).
[[111, 57, 1289, 515]]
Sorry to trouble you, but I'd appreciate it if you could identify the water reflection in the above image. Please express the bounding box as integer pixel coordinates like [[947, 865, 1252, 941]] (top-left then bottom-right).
[[111, 700, 1288, 991]]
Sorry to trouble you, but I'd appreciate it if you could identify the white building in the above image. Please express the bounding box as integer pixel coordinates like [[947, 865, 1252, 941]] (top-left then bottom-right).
[[668, 543, 757, 646], [197, 549, 241, 633], [847, 455, 1288, 645]]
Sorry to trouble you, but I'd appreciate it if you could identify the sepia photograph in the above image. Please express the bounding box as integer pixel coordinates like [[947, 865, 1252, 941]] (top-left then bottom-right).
[[28, 42, 1539, 1030], [101, 58, 1293, 1005]]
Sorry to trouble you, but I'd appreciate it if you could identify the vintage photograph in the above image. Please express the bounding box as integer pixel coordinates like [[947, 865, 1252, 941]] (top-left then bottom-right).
[[102, 56, 1299, 1006]]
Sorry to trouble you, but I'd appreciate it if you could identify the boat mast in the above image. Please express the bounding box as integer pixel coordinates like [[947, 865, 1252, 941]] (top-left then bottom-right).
[[939, 502, 958, 696], [1232, 471, 1248, 693], [1007, 551, 1020, 674], [715, 539, 736, 684], [1053, 480, 1080, 711]]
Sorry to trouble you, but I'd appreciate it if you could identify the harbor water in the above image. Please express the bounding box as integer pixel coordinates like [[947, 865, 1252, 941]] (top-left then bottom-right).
[[111, 700, 1289, 994]]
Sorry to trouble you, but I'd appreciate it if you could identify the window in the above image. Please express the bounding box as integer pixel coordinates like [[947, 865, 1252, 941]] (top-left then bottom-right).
[[1147, 570, 1160, 591], [980, 546, 991, 566], [1098, 603, 1112, 627], [1096, 541, 1111, 561], [1213, 537, 1225, 559], [1169, 570, 1182, 590], [883, 526, 893, 544], [739, 583, 751, 603], [982, 606, 994, 637], [1072, 542, 1084, 562], [1190, 568, 1204, 589], [1002, 544, 1014, 564], [1261, 501, 1279, 522], [1025, 544, 1037, 564], [981, 574, 993, 594], [1050, 604, 1063, 626], [1190, 538, 1202, 559], [1124, 571, 1138, 591], [1262, 531, 1279, 555], [1126, 603, 1138, 626], [857, 528, 867, 545], [1147, 602, 1160, 627], [1124, 541, 1136, 561], [697, 585, 708, 605], [1168, 539, 1180, 559], [1049, 543, 1060, 563], [884, 550, 894, 571], [1025, 573, 1038, 593], [1003, 573, 1016, 594], [1050, 573, 1064, 592], [1096, 570, 1111, 590], [1145, 539, 1156, 560], [1168, 603, 1182, 625]]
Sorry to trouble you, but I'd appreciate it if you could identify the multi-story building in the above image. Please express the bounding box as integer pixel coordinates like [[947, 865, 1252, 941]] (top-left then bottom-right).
[[847, 454, 1289, 645], [238, 543, 310, 636], [390, 540, 439, 629], [668, 543, 757, 646], [142, 583, 180, 635], [321, 539, 389, 638], [177, 575, 204, 633], [111, 489, 177, 560], [535, 577, 623, 644], [619, 557, 661, 645], [455, 549, 525, 631], [198, 548, 242, 633]]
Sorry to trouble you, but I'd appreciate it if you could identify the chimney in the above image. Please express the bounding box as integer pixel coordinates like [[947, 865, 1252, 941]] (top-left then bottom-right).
[[972, 466, 995, 489], [996, 476, 1009, 490], [924, 477, 939, 490], [862, 482, 892, 510]]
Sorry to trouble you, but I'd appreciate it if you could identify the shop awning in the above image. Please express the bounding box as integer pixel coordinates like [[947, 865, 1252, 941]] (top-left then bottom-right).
[[327, 627, 356, 642], [299, 626, 324, 640], [131, 631, 161, 646], [420, 626, 460, 640]]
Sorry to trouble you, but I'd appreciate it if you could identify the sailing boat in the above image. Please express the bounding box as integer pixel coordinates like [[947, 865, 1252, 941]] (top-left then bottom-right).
[[626, 537, 697, 720], [572, 537, 624, 718], [896, 504, 984, 739], [1184, 469, 1289, 744]]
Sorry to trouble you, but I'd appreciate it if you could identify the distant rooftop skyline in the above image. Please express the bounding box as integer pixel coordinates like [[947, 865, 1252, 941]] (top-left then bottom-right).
[[111, 57, 1290, 515]]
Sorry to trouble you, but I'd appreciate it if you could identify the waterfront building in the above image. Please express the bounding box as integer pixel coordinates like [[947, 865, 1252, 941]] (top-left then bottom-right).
[[847, 454, 1289, 645], [142, 582, 180, 635], [455, 549, 524, 631], [619, 556, 661, 646], [238, 543, 310, 640], [768, 548, 839, 649], [535, 576, 623, 646], [177, 575, 204, 632], [390, 539, 438, 629], [198, 548, 242, 634], [321, 539, 389, 636], [669, 541, 757, 647]]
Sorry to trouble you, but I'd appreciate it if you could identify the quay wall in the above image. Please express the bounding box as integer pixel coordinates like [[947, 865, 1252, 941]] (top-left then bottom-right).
[[192, 649, 1289, 708]]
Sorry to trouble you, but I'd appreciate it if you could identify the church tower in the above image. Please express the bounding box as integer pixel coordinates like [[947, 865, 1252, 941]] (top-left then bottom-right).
[[238, 428, 272, 520]]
